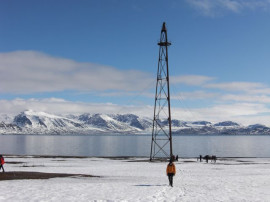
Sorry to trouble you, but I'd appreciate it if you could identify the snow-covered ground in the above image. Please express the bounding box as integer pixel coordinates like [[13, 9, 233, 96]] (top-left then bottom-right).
[[1, 156, 270, 201]]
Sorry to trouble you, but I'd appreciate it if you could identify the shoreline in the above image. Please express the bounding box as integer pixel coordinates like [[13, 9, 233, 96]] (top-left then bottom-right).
[[3, 154, 270, 159], [2, 133, 270, 136]]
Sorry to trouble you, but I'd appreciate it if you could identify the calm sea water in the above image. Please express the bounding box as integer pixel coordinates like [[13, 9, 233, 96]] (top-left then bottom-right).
[[0, 134, 270, 157]]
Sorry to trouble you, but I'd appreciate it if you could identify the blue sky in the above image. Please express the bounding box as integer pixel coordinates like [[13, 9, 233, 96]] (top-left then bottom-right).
[[1, 0, 270, 125]]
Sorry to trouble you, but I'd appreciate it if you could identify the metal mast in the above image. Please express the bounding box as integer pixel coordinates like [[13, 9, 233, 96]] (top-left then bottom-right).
[[150, 22, 173, 161]]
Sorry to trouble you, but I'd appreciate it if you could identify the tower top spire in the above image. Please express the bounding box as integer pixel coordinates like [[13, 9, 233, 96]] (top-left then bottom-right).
[[162, 22, 167, 32], [158, 22, 171, 46]]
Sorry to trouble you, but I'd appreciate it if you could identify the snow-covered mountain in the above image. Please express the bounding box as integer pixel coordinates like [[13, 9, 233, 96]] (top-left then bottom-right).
[[78, 113, 151, 133], [12, 110, 88, 134], [214, 121, 240, 127], [0, 122, 21, 134], [1, 110, 270, 135], [1, 110, 152, 134]]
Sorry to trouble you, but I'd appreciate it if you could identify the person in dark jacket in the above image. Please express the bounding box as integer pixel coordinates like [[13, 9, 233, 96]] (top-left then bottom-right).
[[175, 155, 179, 161], [166, 158, 176, 187], [0, 155, 5, 172], [205, 155, 209, 163]]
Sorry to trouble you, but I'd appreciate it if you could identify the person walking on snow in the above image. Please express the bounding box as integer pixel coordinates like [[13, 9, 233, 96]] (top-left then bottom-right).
[[166, 158, 176, 187], [0, 155, 5, 172]]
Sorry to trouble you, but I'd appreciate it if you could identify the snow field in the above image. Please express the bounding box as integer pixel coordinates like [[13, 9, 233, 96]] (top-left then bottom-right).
[[1, 156, 270, 201]]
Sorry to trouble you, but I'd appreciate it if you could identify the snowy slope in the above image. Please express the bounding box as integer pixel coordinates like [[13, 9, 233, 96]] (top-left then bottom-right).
[[2, 156, 270, 201], [0, 114, 14, 123], [0, 122, 21, 134]]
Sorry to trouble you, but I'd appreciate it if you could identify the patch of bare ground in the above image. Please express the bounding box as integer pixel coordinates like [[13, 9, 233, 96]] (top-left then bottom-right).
[[5, 161, 24, 164], [0, 172, 98, 181]]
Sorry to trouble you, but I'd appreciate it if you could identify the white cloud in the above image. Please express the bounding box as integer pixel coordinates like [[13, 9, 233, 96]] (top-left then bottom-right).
[[221, 94, 270, 103], [186, 0, 215, 16], [204, 81, 266, 92], [172, 91, 219, 100], [2, 50, 270, 126], [98, 91, 154, 98], [171, 75, 215, 86], [171, 102, 270, 126], [201, 103, 267, 117], [2, 98, 270, 126], [0, 98, 154, 118], [0, 51, 153, 94], [186, 0, 270, 16]]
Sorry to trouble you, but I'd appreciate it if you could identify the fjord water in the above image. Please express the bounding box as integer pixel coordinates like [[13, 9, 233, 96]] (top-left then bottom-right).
[[1, 134, 270, 157]]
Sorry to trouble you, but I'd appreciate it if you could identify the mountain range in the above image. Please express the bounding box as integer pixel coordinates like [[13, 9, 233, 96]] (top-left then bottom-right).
[[0, 110, 270, 135]]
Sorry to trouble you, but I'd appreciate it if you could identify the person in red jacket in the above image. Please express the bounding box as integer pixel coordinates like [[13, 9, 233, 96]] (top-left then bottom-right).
[[166, 157, 176, 187], [0, 155, 5, 172]]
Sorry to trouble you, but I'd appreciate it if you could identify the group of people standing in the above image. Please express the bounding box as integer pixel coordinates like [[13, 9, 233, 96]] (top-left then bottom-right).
[[0, 155, 5, 172]]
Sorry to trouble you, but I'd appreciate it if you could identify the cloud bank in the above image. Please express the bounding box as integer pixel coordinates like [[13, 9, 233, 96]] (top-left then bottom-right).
[[1, 98, 270, 126], [0, 51, 153, 94], [0, 98, 153, 118], [2, 50, 270, 125]]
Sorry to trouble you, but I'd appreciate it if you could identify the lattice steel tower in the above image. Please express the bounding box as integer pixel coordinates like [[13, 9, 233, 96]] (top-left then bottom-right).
[[150, 22, 173, 161]]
